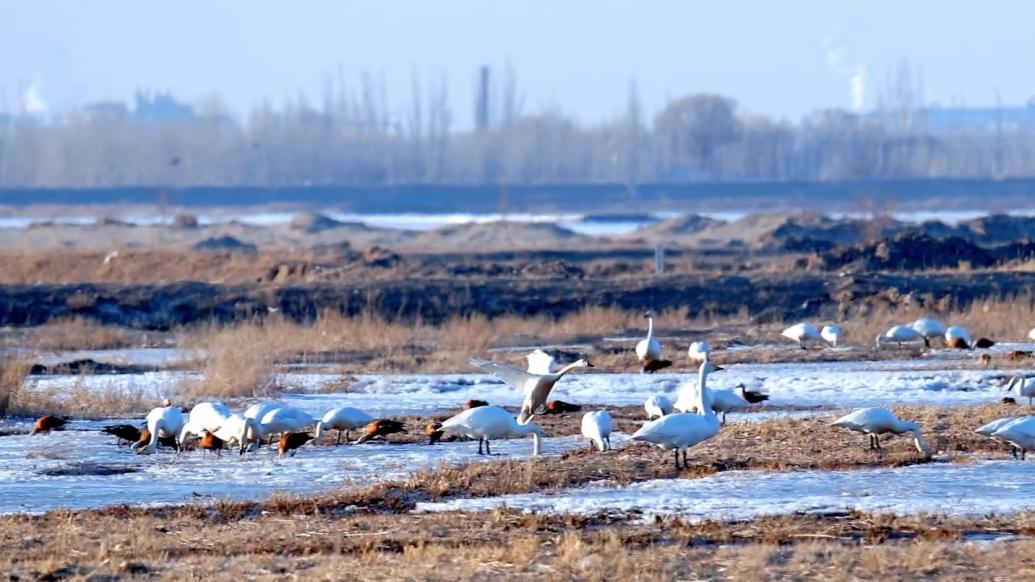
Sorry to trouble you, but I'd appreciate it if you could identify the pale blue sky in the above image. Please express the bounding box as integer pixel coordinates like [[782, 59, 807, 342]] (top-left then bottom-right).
[[1, 1, 1032, 125]]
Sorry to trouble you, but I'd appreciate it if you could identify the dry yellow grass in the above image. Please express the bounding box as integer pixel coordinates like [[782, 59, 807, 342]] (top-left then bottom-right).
[[28, 316, 139, 350], [6, 375, 155, 419], [835, 293, 1035, 347], [178, 321, 277, 398], [0, 357, 30, 416], [2, 501, 1033, 581]]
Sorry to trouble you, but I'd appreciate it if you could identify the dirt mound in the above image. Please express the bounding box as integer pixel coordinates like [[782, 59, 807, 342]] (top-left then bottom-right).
[[415, 221, 586, 248], [648, 212, 833, 247], [629, 214, 724, 240], [289, 212, 348, 233], [192, 236, 257, 252], [958, 214, 1035, 245], [816, 233, 993, 271], [519, 260, 584, 278], [172, 213, 199, 228], [759, 215, 907, 249], [361, 246, 402, 268]]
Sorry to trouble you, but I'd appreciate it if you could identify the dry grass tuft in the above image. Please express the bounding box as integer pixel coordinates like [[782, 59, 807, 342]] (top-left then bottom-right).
[[7, 376, 156, 419], [180, 321, 277, 398], [29, 317, 138, 351], [0, 357, 30, 416]]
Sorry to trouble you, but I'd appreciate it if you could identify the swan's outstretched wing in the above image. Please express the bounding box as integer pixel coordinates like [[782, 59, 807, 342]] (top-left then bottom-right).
[[469, 358, 536, 391]]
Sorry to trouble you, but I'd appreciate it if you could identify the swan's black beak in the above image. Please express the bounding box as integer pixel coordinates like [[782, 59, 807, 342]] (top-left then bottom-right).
[[586, 361, 594, 368], [712, 365, 724, 371]]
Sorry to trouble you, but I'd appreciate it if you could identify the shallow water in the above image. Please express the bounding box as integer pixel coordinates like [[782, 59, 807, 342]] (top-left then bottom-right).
[[0, 427, 585, 515], [417, 460, 1035, 521]]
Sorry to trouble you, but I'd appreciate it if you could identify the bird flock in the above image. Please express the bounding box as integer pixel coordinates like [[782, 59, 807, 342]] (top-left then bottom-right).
[[23, 313, 1035, 470]]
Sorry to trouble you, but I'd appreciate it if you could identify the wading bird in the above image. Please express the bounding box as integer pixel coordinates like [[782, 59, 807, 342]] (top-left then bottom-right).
[[636, 310, 670, 373], [782, 323, 822, 350], [439, 405, 544, 457], [631, 361, 723, 469], [831, 407, 929, 455], [469, 357, 592, 422], [315, 406, 374, 444], [581, 410, 613, 452]]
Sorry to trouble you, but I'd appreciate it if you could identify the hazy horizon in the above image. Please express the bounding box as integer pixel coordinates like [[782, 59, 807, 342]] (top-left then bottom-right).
[[2, 1, 1034, 126]]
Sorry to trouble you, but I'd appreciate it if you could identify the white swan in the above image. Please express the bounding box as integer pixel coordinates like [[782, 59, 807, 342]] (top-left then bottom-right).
[[781, 323, 821, 349], [525, 349, 556, 375], [636, 310, 662, 362], [439, 405, 544, 456], [634, 310, 671, 372], [631, 361, 723, 469], [177, 402, 233, 449], [911, 318, 946, 347], [944, 325, 974, 349], [1028, 327, 1035, 341], [673, 364, 746, 425], [469, 357, 592, 422], [136, 405, 186, 455], [244, 402, 283, 422], [1007, 375, 1035, 405], [315, 406, 374, 443], [875, 325, 923, 349], [644, 394, 673, 419], [831, 407, 929, 454], [687, 341, 710, 365], [820, 325, 843, 347], [992, 416, 1035, 459], [259, 406, 316, 439], [975, 416, 1026, 458], [581, 410, 613, 452], [211, 413, 264, 455]]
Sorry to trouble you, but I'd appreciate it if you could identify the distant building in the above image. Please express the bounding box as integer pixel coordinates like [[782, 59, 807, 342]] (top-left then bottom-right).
[[133, 90, 193, 123], [918, 100, 1035, 131], [83, 101, 129, 120]]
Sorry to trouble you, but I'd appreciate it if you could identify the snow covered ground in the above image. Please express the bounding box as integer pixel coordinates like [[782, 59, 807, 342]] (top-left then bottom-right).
[[417, 460, 1035, 521], [23, 355, 1034, 418]]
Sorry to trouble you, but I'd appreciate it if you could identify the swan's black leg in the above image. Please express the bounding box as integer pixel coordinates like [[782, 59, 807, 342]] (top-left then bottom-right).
[[478, 438, 484, 455], [682, 449, 688, 468], [486, 440, 492, 455], [673, 448, 681, 469]]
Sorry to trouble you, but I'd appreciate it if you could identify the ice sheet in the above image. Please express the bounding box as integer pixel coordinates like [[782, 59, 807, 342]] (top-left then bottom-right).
[[0, 426, 585, 515], [417, 461, 1035, 521]]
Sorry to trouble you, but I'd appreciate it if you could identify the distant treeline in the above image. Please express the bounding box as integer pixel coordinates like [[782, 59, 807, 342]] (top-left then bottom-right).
[[1, 85, 1034, 188]]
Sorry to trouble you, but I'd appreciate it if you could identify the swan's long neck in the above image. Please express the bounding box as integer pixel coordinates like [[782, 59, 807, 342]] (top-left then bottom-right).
[[516, 422, 544, 456], [531, 432, 542, 456], [910, 428, 929, 454], [145, 418, 163, 453], [240, 417, 260, 453], [1011, 376, 1025, 393], [550, 362, 582, 380], [646, 316, 655, 341], [896, 420, 929, 454], [696, 366, 715, 419], [315, 421, 324, 439]]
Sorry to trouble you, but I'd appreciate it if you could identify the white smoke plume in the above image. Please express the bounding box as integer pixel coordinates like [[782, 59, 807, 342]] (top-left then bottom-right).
[[822, 34, 867, 112], [20, 81, 47, 114]]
